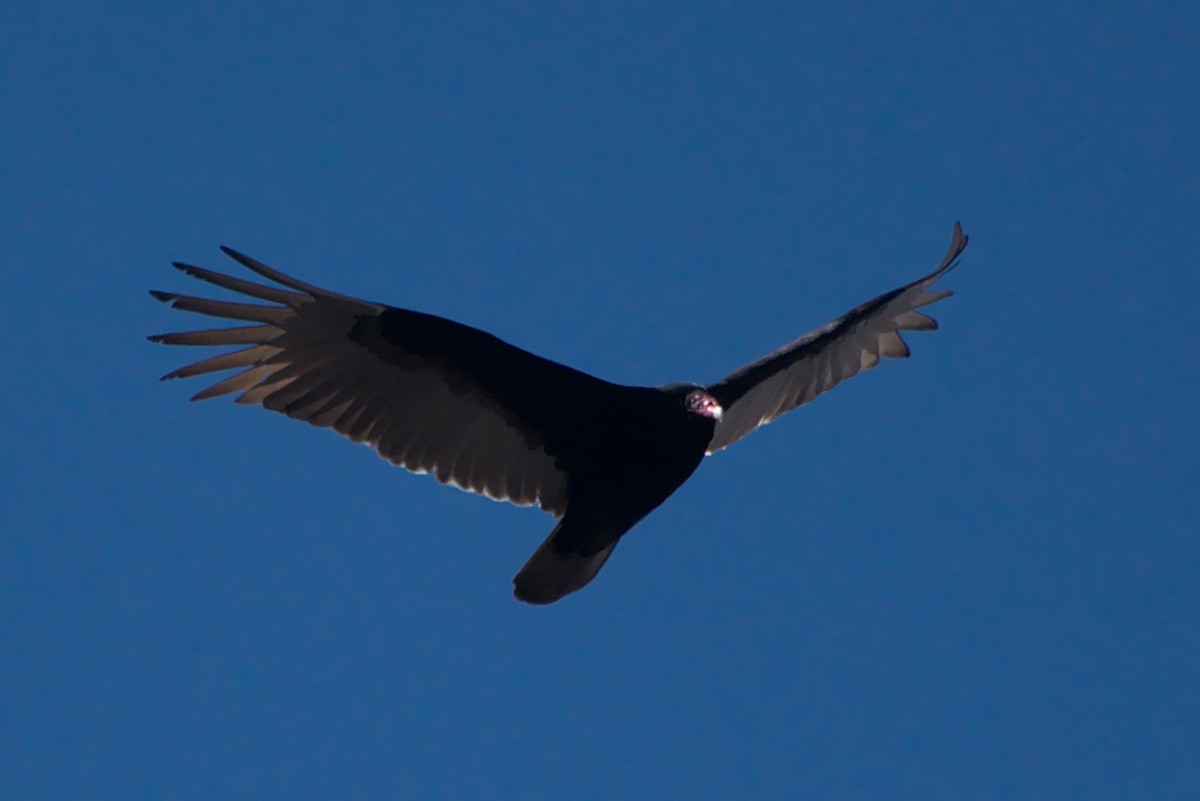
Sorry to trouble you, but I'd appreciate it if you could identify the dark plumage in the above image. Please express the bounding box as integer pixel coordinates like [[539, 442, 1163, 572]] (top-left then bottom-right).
[[150, 223, 968, 603]]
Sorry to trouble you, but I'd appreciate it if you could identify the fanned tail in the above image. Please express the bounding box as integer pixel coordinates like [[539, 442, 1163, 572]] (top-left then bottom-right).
[[512, 517, 620, 604]]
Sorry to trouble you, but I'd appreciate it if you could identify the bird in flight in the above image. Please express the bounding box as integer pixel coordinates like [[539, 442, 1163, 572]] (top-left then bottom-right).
[[150, 223, 968, 604]]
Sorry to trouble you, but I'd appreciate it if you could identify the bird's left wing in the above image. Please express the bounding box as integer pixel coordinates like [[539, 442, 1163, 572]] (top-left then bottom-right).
[[705, 223, 968, 453], [150, 248, 616, 515]]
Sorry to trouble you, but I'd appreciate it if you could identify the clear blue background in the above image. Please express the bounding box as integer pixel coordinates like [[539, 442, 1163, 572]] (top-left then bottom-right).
[[3, 2, 1197, 799]]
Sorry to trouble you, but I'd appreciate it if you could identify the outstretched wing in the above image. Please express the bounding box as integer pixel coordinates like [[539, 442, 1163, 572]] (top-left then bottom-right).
[[150, 248, 616, 515], [706, 223, 968, 453]]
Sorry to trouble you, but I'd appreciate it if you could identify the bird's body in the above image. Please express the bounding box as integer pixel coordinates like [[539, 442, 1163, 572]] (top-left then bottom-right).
[[510, 383, 718, 603], [151, 223, 968, 603]]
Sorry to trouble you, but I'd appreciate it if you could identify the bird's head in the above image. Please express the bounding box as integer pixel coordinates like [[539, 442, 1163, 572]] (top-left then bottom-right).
[[686, 389, 723, 421], [664, 385, 722, 421]]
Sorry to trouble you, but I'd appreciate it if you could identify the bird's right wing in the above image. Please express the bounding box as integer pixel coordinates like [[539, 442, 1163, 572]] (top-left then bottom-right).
[[706, 223, 968, 453], [150, 248, 615, 515]]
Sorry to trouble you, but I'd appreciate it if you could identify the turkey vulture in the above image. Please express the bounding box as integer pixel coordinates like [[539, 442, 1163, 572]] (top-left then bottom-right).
[[150, 222, 968, 603]]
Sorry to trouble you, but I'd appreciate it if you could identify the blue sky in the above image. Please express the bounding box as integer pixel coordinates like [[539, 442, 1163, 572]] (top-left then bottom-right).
[[2, 2, 1197, 799]]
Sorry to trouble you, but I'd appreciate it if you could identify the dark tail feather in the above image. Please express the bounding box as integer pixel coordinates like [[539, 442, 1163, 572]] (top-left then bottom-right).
[[512, 518, 620, 605]]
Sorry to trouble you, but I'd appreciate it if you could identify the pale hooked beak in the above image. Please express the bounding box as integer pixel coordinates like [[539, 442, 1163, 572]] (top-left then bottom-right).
[[698, 393, 723, 420]]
